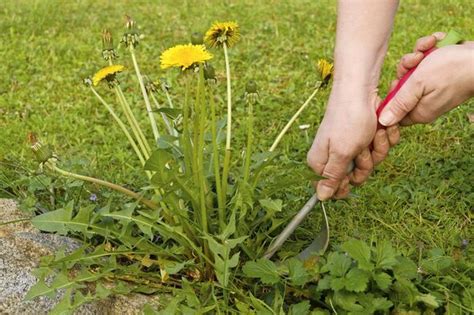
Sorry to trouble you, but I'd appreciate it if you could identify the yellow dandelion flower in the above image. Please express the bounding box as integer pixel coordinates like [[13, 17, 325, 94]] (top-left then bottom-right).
[[92, 64, 125, 86], [160, 44, 213, 70], [204, 21, 240, 48], [317, 59, 333, 85]]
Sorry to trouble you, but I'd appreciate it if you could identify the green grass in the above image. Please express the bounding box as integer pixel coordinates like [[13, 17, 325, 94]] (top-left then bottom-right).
[[1, 0, 472, 260]]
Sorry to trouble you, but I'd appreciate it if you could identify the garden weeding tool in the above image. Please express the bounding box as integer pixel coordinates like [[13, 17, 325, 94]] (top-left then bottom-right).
[[263, 31, 463, 260]]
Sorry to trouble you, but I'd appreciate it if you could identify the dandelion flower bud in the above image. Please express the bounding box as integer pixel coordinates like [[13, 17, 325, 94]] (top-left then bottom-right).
[[142, 75, 158, 93], [191, 32, 204, 45], [160, 78, 171, 92], [203, 63, 216, 84], [28, 132, 56, 164], [244, 80, 259, 105]]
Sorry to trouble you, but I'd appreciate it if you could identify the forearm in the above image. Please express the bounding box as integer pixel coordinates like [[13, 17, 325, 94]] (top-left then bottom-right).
[[334, 0, 399, 88]]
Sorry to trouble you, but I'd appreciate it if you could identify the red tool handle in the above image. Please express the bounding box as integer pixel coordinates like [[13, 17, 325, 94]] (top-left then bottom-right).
[[374, 30, 463, 129], [374, 48, 436, 129]]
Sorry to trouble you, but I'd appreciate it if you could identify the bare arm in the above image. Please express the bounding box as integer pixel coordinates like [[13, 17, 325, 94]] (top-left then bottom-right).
[[307, 0, 399, 200]]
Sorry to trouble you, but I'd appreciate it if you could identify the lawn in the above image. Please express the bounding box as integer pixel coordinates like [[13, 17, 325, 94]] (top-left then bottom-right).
[[0, 0, 473, 312]]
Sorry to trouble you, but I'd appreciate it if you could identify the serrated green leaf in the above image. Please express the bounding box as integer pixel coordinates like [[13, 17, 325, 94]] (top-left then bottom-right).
[[48, 288, 72, 315], [288, 258, 310, 286], [322, 252, 352, 277], [374, 240, 398, 270], [392, 278, 419, 305], [25, 278, 55, 300], [332, 290, 363, 312], [68, 205, 94, 233], [289, 301, 310, 315], [416, 293, 440, 308], [156, 107, 182, 119], [242, 258, 280, 284], [371, 297, 393, 311], [421, 248, 454, 273], [345, 268, 370, 292], [373, 271, 392, 290], [341, 239, 373, 271], [31, 208, 70, 234], [259, 198, 283, 214], [393, 256, 418, 280], [317, 275, 331, 291], [330, 277, 346, 291]]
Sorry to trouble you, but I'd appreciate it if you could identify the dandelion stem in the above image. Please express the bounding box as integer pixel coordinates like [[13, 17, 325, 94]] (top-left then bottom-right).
[[243, 101, 254, 183], [114, 86, 151, 159], [269, 83, 321, 152], [90, 87, 146, 166], [196, 68, 208, 234], [47, 161, 158, 210], [149, 92, 176, 136], [162, 85, 175, 109], [220, 42, 233, 228], [129, 47, 161, 143], [209, 86, 223, 212]]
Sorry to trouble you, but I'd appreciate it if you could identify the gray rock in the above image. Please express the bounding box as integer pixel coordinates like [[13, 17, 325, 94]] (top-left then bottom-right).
[[0, 199, 162, 315]]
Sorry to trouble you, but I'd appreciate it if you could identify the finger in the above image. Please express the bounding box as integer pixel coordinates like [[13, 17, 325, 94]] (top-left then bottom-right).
[[317, 149, 353, 200], [378, 75, 422, 126], [401, 52, 425, 68], [386, 125, 400, 146], [415, 35, 437, 52], [432, 32, 446, 41], [371, 129, 390, 166], [334, 177, 351, 199], [307, 139, 328, 176], [389, 79, 399, 93], [350, 148, 373, 186]]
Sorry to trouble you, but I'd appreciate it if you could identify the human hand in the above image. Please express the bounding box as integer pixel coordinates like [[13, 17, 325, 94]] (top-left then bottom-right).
[[380, 35, 474, 126], [307, 83, 400, 200]]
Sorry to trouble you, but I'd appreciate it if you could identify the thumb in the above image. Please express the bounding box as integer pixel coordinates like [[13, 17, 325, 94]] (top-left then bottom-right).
[[379, 76, 422, 126]]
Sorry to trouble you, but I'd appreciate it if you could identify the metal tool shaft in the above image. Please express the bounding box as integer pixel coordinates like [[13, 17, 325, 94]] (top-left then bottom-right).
[[263, 194, 319, 259]]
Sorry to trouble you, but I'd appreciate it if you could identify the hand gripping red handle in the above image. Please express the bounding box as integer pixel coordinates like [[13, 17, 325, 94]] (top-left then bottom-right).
[[374, 30, 463, 129]]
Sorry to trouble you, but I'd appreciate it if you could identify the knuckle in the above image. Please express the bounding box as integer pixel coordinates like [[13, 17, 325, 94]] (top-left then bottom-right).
[[392, 94, 412, 114]]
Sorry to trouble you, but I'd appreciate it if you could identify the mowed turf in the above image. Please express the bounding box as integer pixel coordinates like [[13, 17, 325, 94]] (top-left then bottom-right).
[[0, 0, 472, 258]]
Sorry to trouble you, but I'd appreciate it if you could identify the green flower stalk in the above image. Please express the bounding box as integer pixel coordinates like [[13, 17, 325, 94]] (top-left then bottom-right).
[[29, 138, 157, 210], [86, 79, 146, 166], [114, 85, 152, 159], [269, 59, 332, 151], [144, 77, 176, 136], [242, 81, 258, 183], [204, 21, 240, 226], [123, 16, 160, 143], [269, 82, 322, 152], [91, 64, 151, 159]]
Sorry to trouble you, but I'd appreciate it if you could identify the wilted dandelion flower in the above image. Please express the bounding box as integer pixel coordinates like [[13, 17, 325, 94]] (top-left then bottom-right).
[[160, 44, 213, 70], [317, 59, 333, 86], [92, 64, 125, 86], [204, 21, 240, 48], [122, 15, 140, 48], [102, 29, 118, 61]]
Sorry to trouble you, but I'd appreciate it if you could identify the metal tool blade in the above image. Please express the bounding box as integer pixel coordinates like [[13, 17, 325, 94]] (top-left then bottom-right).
[[297, 201, 329, 260], [263, 194, 322, 259]]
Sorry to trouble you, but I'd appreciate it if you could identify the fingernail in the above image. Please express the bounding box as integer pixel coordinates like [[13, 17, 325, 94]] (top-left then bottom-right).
[[415, 51, 424, 58], [379, 110, 396, 126], [318, 184, 335, 200]]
